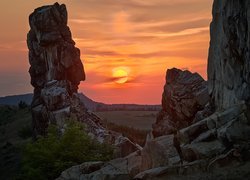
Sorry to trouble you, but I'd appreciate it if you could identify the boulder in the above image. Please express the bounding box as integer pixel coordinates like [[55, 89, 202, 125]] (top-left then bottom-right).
[[217, 112, 250, 146], [57, 151, 142, 180], [181, 140, 226, 162], [56, 161, 104, 180], [152, 68, 209, 137], [134, 158, 250, 180], [134, 160, 207, 180], [140, 135, 178, 171], [179, 102, 247, 144]]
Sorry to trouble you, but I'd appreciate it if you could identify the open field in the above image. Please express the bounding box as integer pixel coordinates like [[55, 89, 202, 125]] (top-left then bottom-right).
[[95, 111, 157, 130]]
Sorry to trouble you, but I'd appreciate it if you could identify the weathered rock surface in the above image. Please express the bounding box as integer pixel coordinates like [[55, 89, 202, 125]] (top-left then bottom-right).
[[208, 0, 250, 110], [57, 151, 142, 180], [140, 135, 179, 171], [134, 160, 250, 180], [27, 3, 85, 136], [27, 3, 139, 158], [152, 68, 209, 137], [179, 103, 247, 144], [134, 160, 208, 180]]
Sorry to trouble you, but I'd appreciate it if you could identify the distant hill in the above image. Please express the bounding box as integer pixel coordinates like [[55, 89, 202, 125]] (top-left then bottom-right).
[[0, 94, 33, 106], [0, 93, 161, 111]]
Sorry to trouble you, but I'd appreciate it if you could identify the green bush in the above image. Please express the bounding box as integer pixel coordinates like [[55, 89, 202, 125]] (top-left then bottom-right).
[[18, 125, 33, 139], [17, 121, 114, 180], [0, 106, 17, 125], [18, 101, 28, 109]]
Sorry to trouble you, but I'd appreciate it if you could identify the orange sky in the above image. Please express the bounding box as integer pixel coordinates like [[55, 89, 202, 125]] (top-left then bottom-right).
[[0, 0, 213, 104]]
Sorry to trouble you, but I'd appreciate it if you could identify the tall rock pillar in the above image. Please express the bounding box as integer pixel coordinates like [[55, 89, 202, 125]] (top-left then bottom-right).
[[27, 3, 85, 136]]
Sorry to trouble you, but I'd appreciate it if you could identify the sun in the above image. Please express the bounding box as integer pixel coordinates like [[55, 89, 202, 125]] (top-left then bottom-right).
[[112, 67, 129, 84]]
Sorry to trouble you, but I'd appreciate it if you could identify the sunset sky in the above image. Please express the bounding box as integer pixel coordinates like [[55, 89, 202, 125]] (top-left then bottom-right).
[[0, 0, 212, 104]]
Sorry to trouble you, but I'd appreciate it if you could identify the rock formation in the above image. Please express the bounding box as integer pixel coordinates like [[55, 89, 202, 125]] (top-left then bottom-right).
[[27, 2, 85, 136], [152, 68, 210, 137], [208, 0, 250, 110], [141, 0, 250, 179], [27, 3, 139, 157], [57, 0, 250, 179]]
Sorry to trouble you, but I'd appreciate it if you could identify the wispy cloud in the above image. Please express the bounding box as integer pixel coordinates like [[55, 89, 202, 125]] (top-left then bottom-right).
[[140, 27, 209, 38], [69, 18, 100, 24]]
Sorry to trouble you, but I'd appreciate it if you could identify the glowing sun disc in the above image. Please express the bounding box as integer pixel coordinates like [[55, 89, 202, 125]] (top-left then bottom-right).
[[112, 68, 128, 84]]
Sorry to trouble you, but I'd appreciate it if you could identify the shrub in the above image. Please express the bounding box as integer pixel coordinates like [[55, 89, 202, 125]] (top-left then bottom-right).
[[18, 125, 33, 139], [18, 101, 28, 109], [17, 121, 114, 180]]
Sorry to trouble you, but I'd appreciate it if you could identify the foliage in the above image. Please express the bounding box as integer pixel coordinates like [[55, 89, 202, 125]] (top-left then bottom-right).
[[106, 122, 149, 146], [0, 106, 17, 125], [18, 125, 33, 139], [0, 106, 31, 126], [17, 121, 114, 180], [18, 101, 29, 109], [0, 106, 32, 180]]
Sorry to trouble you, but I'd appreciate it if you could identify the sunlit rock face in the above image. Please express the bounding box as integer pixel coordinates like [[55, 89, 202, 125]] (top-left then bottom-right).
[[152, 68, 210, 137], [27, 3, 85, 136], [208, 0, 250, 110]]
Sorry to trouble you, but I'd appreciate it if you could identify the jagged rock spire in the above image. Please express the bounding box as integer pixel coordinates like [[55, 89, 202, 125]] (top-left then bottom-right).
[[27, 2, 85, 136]]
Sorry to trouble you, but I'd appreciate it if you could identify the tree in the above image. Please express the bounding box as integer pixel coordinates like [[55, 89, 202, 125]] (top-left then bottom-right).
[[17, 120, 114, 180], [18, 101, 28, 109]]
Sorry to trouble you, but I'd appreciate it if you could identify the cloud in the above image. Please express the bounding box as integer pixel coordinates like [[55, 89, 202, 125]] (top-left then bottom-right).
[[140, 27, 209, 38], [141, 18, 210, 33], [69, 19, 100, 24], [83, 48, 121, 57], [112, 11, 131, 34]]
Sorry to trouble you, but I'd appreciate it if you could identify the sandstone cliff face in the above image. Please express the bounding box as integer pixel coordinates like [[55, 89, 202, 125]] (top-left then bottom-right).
[[208, 0, 250, 110], [152, 68, 210, 137]]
